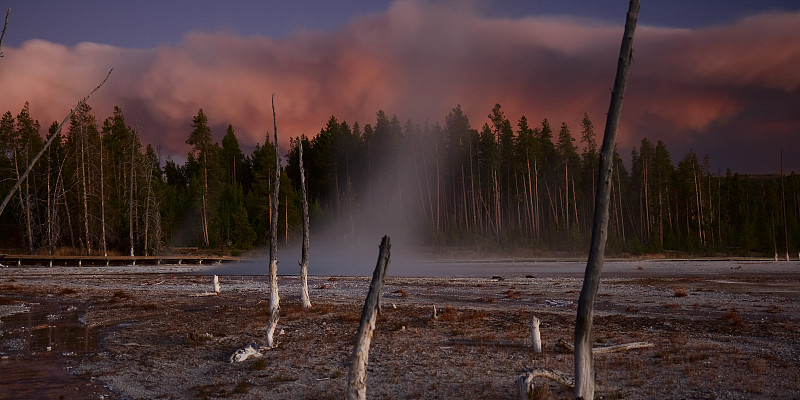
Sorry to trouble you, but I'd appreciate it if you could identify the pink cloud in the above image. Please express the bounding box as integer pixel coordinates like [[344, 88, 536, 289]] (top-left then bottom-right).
[[0, 2, 798, 173]]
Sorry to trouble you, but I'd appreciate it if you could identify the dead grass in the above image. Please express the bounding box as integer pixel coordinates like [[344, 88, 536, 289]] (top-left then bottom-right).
[[722, 308, 746, 328], [58, 287, 78, 295]]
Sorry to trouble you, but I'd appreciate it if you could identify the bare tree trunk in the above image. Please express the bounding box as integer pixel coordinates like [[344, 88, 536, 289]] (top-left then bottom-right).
[[266, 95, 281, 348], [100, 138, 107, 256], [781, 151, 790, 261], [616, 167, 625, 241], [0, 69, 112, 219], [298, 138, 311, 309], [46, 144, 53, 255], [81, 127, 91, 255], [347, 236, 391, 400], [143, 152, 155, 256], [12, 148, 33, 253], [201, 163, 209, 247], [129, 132, 135, 256], [574, 1, 638, 399]]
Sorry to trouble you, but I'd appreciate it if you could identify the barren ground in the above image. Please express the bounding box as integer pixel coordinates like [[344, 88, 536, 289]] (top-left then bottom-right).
[[1, 260, 799, 399]]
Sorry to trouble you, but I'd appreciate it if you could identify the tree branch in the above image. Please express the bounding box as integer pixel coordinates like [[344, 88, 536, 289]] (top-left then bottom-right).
[[0, 68, 113, 218], [0, 8, 10, 58]]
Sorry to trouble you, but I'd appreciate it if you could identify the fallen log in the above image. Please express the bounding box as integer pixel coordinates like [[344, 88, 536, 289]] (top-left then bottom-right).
[[516, 367, 574, 400], [557, 338, 654, 354], [228, 342, 264, 363]]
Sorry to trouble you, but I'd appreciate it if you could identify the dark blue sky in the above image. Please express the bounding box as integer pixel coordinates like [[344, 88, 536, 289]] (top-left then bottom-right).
[[5, 0, 800, 48]]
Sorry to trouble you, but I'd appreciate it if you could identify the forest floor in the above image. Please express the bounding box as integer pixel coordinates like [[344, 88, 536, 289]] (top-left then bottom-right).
[[1, 260, 799, 399]]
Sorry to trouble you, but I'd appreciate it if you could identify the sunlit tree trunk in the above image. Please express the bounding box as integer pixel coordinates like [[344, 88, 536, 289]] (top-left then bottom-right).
[[298, 138, 311, 309], [266, 95, 281, 348], [347, 236, 390, 400]]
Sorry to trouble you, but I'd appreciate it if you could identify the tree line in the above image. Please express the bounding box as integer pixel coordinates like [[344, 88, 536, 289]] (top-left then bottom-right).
[[0, 102, 797, 257]]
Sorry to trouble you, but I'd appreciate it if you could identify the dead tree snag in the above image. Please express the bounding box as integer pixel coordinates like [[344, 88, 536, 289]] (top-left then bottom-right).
[[347, 236, 391, 400], [574, 1, 639, 398], [266, 94, 281, 348]]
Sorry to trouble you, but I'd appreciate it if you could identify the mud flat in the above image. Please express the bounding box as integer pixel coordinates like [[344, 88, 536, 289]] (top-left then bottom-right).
[[1, 260, 799, 399]]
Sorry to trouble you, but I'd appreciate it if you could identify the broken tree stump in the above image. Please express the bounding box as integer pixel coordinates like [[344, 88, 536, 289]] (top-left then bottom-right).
[[531, 315, 542, 353]]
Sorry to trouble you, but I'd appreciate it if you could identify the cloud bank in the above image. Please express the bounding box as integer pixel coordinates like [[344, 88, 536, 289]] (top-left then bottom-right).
[[1, 1, 798, 173]]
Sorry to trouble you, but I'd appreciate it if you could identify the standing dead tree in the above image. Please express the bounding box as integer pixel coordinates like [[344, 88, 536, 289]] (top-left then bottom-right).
[[265, 94, 281, 349], [298, 136, 312, 309], [574, 1, 639, 398], [0, 69, 113, 219], [347, 235, 391, 400]]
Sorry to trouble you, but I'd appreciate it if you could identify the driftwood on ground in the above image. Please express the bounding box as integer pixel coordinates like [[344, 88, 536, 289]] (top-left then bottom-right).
[[516, 367, 575, 400], [346, 236, 391, 400], [228, 342, 263, 363], [557, 338, 654, 354]]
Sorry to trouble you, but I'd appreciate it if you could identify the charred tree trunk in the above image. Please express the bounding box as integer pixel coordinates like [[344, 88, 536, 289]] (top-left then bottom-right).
[[574, 1, 638, 399], [347, 236, 391, 400], [298, 137, 311, 309], [266, 95, 281, 348]]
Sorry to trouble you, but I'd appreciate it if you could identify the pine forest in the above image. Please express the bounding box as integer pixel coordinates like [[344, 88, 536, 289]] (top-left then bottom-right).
[[1, 102, 797, 258]]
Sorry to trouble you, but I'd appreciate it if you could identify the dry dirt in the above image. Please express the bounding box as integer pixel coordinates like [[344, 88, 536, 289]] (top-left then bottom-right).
[[1, 260, 799, 399]]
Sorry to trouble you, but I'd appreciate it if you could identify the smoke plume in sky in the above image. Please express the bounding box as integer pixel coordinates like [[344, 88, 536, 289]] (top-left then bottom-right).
[[1, 1, 798, 173]]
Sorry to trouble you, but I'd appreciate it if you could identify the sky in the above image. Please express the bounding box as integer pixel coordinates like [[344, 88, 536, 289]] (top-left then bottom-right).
[[1, 0, 799, 174]]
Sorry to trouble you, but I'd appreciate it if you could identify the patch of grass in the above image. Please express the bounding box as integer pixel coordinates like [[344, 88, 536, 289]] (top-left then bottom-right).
[[722, 308, 745, 328], [390, 321, 407, 331], [232, 380, 251, 394], [269, 373, 299, 383], [0, 296, 19, 305], [672, 285, 688, 297], [0, 283, 19, 291], [337, 308, 361, 323], [57, 287, 77, 295], [250, 358, 267, 371], [187, 332, 213, 345], [528, 382, 549, 400]]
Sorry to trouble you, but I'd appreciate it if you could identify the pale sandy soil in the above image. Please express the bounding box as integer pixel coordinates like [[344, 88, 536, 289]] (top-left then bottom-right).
[[1, 260, 799, 399]]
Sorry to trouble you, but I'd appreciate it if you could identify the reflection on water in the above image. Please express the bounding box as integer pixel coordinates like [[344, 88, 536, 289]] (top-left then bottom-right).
[[0, 298, 111, 399]]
